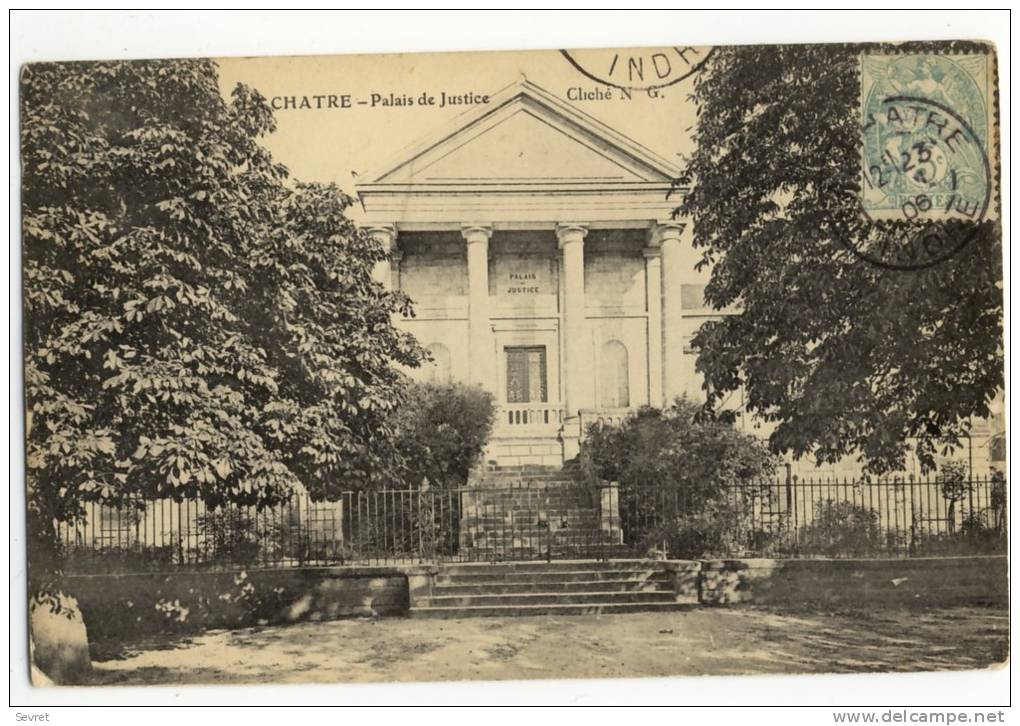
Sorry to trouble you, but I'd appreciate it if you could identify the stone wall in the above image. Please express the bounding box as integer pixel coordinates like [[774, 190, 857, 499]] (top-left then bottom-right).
[[63, 565, 434, 641], [698, 555, 1008, 607], [61, 556, 1007, 644]]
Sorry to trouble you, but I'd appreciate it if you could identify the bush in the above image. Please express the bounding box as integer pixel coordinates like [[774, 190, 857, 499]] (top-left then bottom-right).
[[959, 511, 1008, 552], [389, 381, 495, 490], [989, 469, 1007, 532], [196, 507, 284, 566], [911, 506, 1007, 556], [936, 461, 971, 533], [794, 500, 883, 557], [640, 499, 755, 558], [580, 398, 777, 558]]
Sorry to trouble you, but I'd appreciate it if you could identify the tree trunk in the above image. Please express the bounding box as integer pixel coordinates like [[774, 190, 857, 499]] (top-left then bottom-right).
[[29, 593, 92, 685], [26, 498, 93, 684]]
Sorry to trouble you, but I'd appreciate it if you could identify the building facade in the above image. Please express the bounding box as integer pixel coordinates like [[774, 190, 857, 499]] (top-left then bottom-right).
[[357, 79, 717, 465], [356, 78, 1005, 476]]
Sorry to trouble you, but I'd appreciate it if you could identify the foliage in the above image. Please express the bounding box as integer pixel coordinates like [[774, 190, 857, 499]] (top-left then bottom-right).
[[911, 510, 1006, 556], [195, 507, 283, 566], [388, 381, 495, 490], [581, 398, 776, 503], [989, 469, 1007, 531], [639, 499, 754, 559], [794, 500, 883, 557], [21, 59, 426, 585], [580, 398, 776, 558], [936, 461, 970, 504], [935, 460, 971, 533], [675, 43, 1003, 475], [958, 511, 1007, 551]]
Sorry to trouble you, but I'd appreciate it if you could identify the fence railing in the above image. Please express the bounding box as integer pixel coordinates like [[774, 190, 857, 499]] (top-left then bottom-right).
[[619, 474, 1007, 560], [56, 475, 1007, 573]]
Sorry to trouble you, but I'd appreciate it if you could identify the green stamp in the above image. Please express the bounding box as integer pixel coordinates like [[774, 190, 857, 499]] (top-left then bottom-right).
[[860, 53, 994, 225]]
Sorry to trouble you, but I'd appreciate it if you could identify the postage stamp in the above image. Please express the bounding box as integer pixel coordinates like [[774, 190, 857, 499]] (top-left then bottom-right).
[[860, 53, 996, 224]]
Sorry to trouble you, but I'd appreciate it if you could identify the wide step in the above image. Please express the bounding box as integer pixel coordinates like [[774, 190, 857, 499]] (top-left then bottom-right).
[[430, 590, 675, 607], [410, 602, 686, 618], [436, 570, 665, 585], [415, 560, 686, 618], [435, 578, 672, 595], [439, 560, 660, 574]]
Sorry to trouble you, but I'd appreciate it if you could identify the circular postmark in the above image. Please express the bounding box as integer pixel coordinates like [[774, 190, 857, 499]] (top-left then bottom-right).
[[856, 55, 993, 270], [560, 46, 714, 91]]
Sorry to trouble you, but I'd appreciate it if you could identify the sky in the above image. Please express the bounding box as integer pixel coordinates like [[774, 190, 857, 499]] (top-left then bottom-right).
[[216, 47, 701, 203]]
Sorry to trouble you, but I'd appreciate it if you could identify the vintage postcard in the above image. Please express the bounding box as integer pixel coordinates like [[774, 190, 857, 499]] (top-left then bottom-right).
[[21, 40, 1005, 690]]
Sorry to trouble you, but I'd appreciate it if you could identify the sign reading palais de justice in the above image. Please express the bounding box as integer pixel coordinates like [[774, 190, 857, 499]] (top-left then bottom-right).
[[493, 260, 554, 297], [506, 271, 540, 295]]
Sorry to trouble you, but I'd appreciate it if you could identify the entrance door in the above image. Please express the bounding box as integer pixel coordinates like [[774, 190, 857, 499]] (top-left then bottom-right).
[[506, 346, 547, 403]]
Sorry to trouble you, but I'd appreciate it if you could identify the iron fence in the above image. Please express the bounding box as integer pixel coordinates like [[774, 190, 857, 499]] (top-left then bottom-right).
[[618, 474, 1007, 559], [56, 474, 1007, 573]]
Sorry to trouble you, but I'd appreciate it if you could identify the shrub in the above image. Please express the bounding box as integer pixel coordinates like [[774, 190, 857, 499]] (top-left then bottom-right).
[[959, 511, 1007, 550], [639, 499, 755, 559], [388, 381, 495, 490], [339, 493, 452, 561], [989, 469, 1007, 532], [936, 461, 971, 533], [911, 505, 1007, 556], [794, 500, 883, 557], [196, 507, 283, 566], [580, 397, 777, 558]]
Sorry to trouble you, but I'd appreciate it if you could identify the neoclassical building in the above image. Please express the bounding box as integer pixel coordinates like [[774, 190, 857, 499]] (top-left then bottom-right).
[[357, 78, 1006, 477], [357, 79, 714, 466]]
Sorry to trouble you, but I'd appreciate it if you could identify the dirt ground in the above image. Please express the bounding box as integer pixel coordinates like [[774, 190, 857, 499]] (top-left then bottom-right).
[[89, 606, 1008, 686]]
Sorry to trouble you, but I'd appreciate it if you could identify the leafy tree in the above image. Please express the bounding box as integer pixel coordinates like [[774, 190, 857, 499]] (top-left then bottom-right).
[[21, 59, 426, 589], [675, 43, 1003, 475], [388, 381, 495, 490], [582, 398, 776, 497], [580, 399, 777, 557], [795, 500, 883, 557]]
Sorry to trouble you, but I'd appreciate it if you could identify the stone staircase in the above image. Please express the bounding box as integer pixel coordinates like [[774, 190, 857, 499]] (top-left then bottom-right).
[[459, 465, 625, 561], [410, 560, 689, 618]]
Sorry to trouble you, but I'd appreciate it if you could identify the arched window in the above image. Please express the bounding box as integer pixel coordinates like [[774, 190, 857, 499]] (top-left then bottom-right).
[[425, 342, 452, 383], [599, 340, 629, 408]]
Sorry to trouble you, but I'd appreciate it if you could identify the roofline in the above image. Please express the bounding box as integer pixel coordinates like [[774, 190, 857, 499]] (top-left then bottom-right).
[[357, 181, 682, 193], [357, 77, 683, 186]]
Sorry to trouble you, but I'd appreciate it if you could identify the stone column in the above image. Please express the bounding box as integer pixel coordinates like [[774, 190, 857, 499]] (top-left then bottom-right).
[[655, 221, 686, 403], [643, 244, 664, 407], [366, 224, 397, 290], [557, 223, 588, 417], [462, 224, 494, 388]]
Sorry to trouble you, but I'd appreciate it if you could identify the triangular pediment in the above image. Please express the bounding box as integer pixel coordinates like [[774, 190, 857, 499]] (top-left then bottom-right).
[[363, 80, 679, 187], [383, 107, 647, 183]]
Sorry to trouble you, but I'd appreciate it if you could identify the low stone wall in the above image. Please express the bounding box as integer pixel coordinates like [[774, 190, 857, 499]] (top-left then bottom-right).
[[65, 565, 435, 641], [63, 556, 1006, 642], [698, 555, 1008, 607], [662, 560, 702, 604]]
